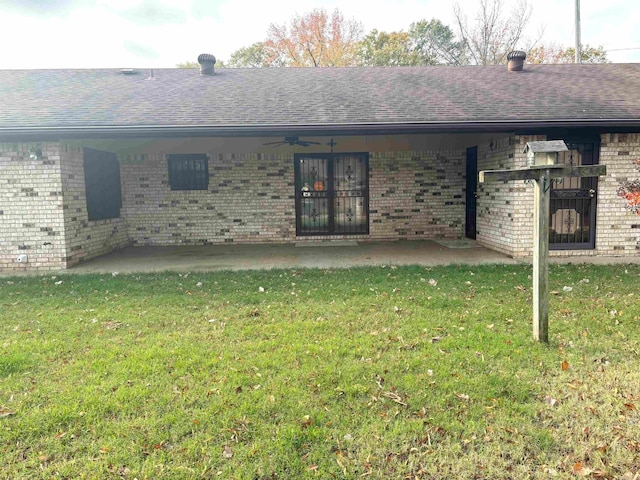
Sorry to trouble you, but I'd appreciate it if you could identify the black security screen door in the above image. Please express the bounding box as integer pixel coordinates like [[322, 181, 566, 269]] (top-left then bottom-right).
[[549, 138, 599, 250], [295, 153, 369, 236], [465, 146, 478, 239]]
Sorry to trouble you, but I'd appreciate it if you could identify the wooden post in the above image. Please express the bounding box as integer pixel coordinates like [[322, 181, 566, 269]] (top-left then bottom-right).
[[533, 171, 550, 342], [479, 150, 606, 343]]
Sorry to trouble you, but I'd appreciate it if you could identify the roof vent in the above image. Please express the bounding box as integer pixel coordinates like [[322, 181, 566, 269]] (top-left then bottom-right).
[[197, 53, 216, 75], [507, 50, 526, 72]]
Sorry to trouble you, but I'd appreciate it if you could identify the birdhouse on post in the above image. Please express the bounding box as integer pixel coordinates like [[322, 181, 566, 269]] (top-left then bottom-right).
[[479, 140, 606, 343], [523, 140, 568, 167]]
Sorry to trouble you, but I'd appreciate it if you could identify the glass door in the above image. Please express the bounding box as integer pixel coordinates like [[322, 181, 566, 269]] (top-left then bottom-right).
[[295, 153, 369, 236]]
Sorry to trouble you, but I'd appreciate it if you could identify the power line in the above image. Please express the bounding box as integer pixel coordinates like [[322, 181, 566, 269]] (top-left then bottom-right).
[[604, 46, 640, 52]]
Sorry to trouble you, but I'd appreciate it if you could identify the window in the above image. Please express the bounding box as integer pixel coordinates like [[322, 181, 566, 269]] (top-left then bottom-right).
[[167, 154, 209, 190], [84, 148, 121, 221]]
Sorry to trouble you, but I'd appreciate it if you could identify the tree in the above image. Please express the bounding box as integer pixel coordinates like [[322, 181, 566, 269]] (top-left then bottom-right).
[[176, 61, 199, 68], [453, 0, 538, 65], [228, 42, 276, 68], [409, 19, 464, 65], [528, 44, 609, 64], [176, 59, 226, 68], [264, 8, 364, 67], [358, 19, 462, 67], [359, 30, 419, 66]]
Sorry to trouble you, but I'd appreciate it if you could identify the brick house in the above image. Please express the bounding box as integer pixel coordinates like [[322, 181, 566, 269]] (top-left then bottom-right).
[[1, 56, 639, 272]]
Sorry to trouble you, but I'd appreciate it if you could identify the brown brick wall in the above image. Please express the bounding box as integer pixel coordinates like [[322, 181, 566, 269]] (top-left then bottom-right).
[[120, 149, 466, 245], [476, 135, 544, 257], [369, 150, 465, 240], [593, 133, 640, 255], [60, 145, 129, 267], [122, 152, 297, 245], [0, 143, 67, 271]]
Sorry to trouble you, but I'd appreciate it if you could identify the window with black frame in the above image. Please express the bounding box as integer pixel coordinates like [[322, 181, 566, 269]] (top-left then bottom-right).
[[167, 154, 209, 190], [84, 148, 121, 221]]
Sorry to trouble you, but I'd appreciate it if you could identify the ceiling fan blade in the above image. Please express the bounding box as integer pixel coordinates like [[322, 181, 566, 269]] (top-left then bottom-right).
[[263, 140, 284, 145], [304, 140, 321, 145]]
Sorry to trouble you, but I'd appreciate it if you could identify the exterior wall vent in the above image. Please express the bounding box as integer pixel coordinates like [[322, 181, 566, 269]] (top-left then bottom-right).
[[507, 51, 527, 71], [197, 53, 216, 75]]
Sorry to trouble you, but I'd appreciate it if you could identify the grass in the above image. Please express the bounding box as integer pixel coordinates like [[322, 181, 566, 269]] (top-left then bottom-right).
[[1, 263, 639, 479]]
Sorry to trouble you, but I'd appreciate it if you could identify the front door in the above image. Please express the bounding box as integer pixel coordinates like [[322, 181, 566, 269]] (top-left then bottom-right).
[[465, 146, 478, 239], [294, 153, 369, 236], [549, 137, 599, 249]]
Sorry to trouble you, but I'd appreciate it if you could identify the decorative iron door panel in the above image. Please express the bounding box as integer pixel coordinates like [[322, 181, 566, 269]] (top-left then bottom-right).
[[549, 139, 599, 249], [295, 154, 369, 236]]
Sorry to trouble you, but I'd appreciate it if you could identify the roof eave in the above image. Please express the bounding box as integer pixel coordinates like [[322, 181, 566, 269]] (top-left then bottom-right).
[[1, 119, 640, 140]]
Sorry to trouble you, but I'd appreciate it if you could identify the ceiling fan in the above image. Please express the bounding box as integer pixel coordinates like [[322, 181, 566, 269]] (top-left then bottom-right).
[[263, 136, 322, 147]]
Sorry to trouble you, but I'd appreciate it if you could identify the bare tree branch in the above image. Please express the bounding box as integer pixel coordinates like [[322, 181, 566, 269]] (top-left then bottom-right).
[[454, 0, 535, 65]]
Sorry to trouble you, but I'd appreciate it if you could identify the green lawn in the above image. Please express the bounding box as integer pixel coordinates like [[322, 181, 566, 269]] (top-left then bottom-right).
[[1, 264, 639, 479]]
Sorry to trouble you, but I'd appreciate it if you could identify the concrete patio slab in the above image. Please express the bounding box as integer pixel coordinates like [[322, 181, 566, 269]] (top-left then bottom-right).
[[67, 240, 519, 274]]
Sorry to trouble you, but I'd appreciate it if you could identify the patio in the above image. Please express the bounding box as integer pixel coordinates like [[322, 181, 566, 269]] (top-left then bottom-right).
[[67, 239, 519, 274]]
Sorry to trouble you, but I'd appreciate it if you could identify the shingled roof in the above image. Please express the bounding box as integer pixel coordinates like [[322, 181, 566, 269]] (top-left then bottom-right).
[[1, 63, 640, 137]]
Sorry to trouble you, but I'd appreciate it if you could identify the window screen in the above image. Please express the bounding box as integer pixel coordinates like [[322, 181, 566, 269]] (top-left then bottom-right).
[[167, 154, 209, 190], [84, 148, 121, 221]]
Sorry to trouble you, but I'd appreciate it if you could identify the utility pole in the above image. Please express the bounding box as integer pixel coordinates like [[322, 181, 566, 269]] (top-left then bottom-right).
[[575, 0, 582, 63]]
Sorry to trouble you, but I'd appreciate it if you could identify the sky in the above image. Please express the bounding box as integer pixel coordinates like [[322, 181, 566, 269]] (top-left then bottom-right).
[[1, 0, 639, 69]]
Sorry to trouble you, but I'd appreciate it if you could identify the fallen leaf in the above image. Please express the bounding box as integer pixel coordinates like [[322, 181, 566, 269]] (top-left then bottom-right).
[[428, 279, 437, 286], [563, 286, 573, 292], [550, 290, 559, 295], [99, 447, 110, 453], [455, 392, 470, 401], [258, 287, 265, 293], [545, 395, 557, 406], [382, 391, 407, 406], [55, 431, 67, 439], [623, 403, 636, 411], [0, 408, 16, 418], [561, 360, 569, 371], [223, 445, 233, 459]]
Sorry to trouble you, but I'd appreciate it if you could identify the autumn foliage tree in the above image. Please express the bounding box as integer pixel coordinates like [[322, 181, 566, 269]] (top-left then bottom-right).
[[527, 44, 609, 64], [263, 8, 363, 67]]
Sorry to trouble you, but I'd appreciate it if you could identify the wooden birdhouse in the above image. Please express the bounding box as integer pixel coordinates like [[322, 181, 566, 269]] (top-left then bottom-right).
[[523, 140, 568, 167]]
